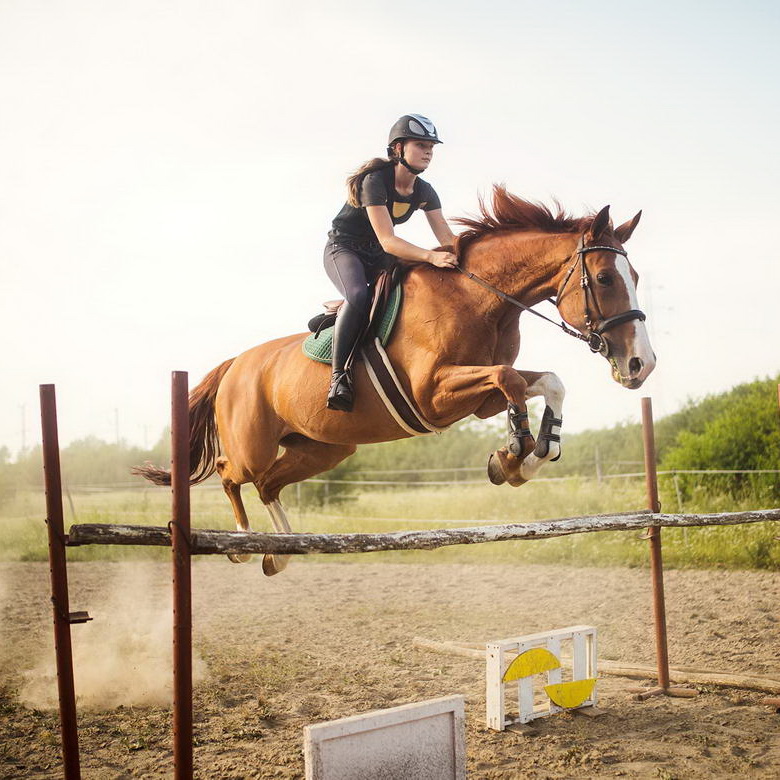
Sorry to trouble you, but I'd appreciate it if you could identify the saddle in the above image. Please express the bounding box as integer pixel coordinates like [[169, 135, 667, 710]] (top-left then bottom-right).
[[303, 266, 405, 365], [303, 264, 447, 436]]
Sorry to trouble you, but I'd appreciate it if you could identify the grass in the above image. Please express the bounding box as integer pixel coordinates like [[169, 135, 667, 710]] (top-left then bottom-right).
[[1, 475, 778, 569]]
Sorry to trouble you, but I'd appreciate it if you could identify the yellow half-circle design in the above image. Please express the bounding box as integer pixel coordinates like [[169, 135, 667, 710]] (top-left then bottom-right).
[[392, 202, 411, 218], [502, 648, 561, 682], [544, 678, 596, 708]]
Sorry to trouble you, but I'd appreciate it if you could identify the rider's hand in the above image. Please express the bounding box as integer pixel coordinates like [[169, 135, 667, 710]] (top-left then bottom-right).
[[427, 250, 459, 269]]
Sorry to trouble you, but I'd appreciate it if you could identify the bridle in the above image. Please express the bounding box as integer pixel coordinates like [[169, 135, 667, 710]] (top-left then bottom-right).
[[456, 235, 647, 358], [554, 236, 646, 355]]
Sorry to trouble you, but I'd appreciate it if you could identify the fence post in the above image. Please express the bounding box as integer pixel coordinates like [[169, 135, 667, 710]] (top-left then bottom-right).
[[641, 397, 670, 691], [40, 384, 82, 780], [171, 372, 193, 779], [634, 400, 698, 700], [672, 472, 685, 516]]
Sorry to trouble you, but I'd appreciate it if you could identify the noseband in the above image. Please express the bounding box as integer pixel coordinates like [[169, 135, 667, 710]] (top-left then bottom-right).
[[554, 238, 646, 356], [456, 235, 646, 357]]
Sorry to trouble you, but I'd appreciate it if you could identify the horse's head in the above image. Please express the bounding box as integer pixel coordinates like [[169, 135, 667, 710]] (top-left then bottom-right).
[[556, 205, 656, 389]]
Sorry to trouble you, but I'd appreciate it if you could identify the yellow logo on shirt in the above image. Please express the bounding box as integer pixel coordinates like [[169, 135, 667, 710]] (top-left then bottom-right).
[[392, 202, 411, 218]]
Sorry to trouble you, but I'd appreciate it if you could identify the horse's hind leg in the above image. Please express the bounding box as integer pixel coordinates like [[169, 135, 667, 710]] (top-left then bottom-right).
[[255, 434, 357, 577], [259, 500, 293, 577], [217, 457, 254, 564]]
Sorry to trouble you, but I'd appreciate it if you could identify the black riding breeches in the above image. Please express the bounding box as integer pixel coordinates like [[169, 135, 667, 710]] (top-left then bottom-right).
[[323, 238, 383, 372]]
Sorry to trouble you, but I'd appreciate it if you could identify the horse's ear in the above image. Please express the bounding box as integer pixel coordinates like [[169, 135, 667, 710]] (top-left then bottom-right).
[[588, 205, 611, 242], [614, 210, 642, 244]]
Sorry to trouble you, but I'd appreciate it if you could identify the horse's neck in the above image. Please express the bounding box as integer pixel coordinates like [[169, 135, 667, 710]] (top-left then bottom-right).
[[462, 232, 578, 314], [400, 232, 577, 343]]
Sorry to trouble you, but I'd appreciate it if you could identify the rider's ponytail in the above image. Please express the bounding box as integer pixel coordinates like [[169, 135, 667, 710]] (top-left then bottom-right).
[[346, 156, 397, 207]]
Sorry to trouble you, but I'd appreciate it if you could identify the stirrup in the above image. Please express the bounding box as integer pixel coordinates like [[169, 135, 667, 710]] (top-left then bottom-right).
[[507, 403, 533, 457], [327, 370, 354, 412]]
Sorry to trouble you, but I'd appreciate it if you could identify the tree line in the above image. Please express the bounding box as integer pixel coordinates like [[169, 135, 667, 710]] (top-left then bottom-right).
[[2, 375, 778, 506]]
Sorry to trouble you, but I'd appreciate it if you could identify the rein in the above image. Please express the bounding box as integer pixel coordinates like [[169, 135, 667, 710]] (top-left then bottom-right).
[[456, 236, 646, 357], [456, 266, 589, 345]]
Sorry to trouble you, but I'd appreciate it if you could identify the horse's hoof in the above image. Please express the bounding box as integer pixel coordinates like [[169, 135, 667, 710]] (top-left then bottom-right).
[[489, 449, 529, 487], [227, 553, 252, 564], [262, 554, 290, 576], [487, 453, 507, 485]]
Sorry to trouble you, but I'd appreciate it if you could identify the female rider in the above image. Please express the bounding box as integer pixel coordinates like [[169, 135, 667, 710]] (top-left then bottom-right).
[[324, 114, 458, 411]]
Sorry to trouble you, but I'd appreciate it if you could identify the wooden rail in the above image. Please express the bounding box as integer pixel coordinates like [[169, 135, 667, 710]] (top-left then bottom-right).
[[66, 507, 780, 556], [411, 638, 780, 694]]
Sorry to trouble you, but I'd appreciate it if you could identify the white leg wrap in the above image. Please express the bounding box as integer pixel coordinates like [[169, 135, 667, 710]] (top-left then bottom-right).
[[264, 500, 292, 573], [267, 499, 292, 533]]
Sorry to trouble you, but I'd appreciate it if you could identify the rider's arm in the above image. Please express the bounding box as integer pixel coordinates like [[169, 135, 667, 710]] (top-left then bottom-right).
[[425, 208, 457, 248], [366, 205, 458, 268]]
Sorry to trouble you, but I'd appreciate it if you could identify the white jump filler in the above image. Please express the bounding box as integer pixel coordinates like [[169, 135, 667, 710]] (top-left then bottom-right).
[[486, 625, 598, 730], [304, 696, 466, 780]]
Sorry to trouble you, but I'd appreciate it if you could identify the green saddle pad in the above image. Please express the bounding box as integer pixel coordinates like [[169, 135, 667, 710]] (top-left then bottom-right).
[[303, 282, 402, 364]]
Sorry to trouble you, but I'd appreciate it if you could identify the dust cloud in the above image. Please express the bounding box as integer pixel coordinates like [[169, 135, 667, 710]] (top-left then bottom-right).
[[18, 564, 207, 710]]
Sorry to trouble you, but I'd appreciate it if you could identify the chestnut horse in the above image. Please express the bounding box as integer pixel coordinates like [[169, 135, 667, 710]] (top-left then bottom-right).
[[135, 187, 655, 574]]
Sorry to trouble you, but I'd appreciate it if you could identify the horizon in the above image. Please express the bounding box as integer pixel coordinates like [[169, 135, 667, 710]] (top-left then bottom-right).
[[8, 372, 778, 465]]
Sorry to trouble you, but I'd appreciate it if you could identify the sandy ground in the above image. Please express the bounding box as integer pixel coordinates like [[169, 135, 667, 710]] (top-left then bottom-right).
[[1, 558, 780, 779]]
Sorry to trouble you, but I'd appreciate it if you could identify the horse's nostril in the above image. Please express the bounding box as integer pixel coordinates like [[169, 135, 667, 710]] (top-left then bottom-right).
[[629, 357, 643, 375]]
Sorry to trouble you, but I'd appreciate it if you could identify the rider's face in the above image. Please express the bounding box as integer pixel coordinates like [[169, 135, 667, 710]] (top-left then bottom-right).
[[398, 139, 435, 170]]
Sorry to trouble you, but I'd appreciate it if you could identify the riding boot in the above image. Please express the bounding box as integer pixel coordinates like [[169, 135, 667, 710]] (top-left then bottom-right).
[[327, 369, 354, 412], [326, 300, 364, 412]]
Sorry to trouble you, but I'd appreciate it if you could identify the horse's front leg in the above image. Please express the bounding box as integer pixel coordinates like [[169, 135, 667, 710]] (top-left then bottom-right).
[[517, 370, 565, 481], [428, 363, 536, 471], [471, 370, 565, 487]]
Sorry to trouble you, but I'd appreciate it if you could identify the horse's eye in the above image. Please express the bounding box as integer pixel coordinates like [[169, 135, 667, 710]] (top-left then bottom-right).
[[596, 272, 612, 286]]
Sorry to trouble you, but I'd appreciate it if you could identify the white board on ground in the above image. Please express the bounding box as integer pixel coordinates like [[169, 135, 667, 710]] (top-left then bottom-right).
[[304, 695, 466, 780]]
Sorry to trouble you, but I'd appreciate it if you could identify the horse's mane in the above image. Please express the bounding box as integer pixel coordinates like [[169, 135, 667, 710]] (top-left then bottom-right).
[[454, 185, 594, 256]]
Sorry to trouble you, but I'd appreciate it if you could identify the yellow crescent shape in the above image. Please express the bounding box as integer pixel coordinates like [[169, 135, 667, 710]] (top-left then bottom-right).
[[502, 648, 561, 682], [544, 678, 597, 708]]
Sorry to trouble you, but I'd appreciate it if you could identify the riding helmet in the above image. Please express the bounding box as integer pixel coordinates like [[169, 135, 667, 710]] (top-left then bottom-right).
[[387, 114, 443, 149]]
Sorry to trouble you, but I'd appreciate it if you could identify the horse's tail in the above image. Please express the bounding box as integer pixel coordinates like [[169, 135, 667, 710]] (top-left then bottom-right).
[[132, 358, 236, 487]]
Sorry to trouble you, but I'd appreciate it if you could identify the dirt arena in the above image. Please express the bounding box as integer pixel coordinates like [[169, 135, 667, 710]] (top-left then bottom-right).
[[1, 559, 779, 778]]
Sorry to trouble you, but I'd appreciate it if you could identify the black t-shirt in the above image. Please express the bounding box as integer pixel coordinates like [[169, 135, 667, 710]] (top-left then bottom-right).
[[330, 166, 441, 243]]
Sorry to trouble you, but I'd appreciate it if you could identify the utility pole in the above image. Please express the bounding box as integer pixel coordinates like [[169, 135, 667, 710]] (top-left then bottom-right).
[[20, 404, 26, 453]]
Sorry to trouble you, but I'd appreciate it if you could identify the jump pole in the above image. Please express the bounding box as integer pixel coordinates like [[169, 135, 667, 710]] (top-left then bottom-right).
[[40, 385, 83, 779], [635, 397, 697, 700], [171, 371, 193, 780]]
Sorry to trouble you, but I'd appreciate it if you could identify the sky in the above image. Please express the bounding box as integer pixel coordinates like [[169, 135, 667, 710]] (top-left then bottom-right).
[[2, 0, 779, 456]]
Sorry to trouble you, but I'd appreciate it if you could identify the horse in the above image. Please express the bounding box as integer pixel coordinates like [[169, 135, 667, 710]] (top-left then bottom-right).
[[135, 186, 655, 575]]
